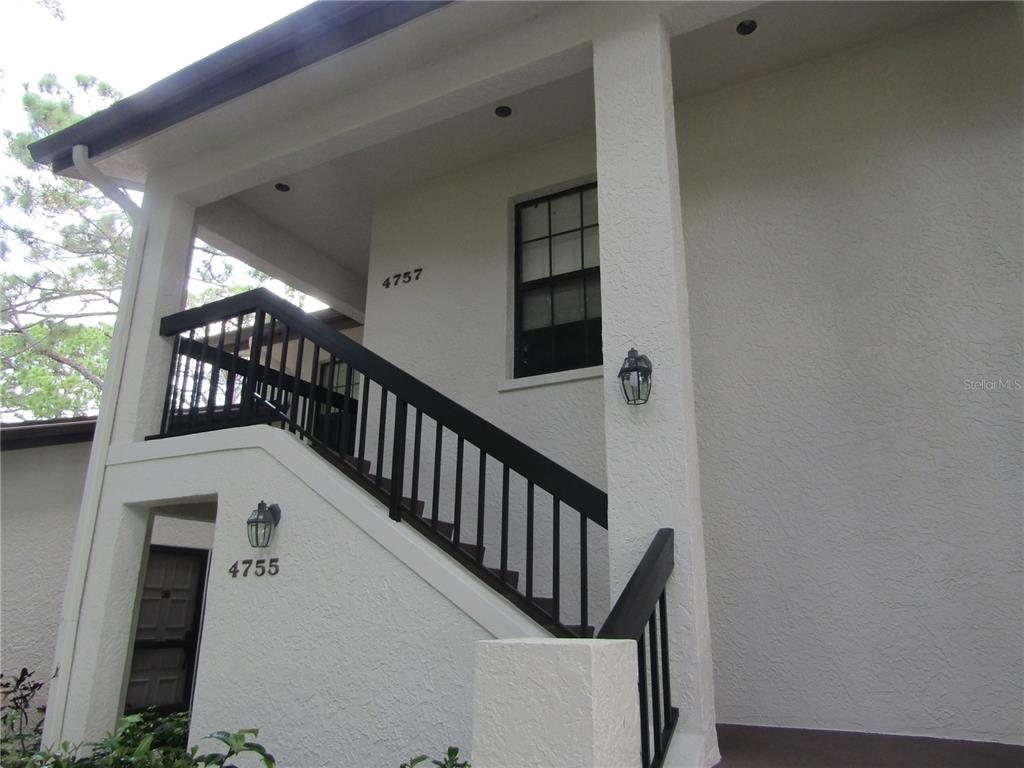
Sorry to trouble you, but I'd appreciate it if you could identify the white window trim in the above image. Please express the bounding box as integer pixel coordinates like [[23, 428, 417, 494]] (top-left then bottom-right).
[[497, 365, 603, 393]]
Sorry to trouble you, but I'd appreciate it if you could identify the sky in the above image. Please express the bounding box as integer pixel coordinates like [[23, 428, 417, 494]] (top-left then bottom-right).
[[0, 0, 325, 319], [0, 0, 309, 132]]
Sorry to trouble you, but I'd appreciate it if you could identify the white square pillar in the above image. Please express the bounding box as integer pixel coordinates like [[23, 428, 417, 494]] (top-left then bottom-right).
[[110, 186, 196, 443], [593, 12, 718, 766], [43, 185, 196, 747], [471, 638, 641, 768]]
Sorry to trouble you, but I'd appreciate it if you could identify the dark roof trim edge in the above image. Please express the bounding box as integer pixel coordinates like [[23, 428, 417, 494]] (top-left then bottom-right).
[[29, 1, 451, 174], [1, 417, 97, 451]]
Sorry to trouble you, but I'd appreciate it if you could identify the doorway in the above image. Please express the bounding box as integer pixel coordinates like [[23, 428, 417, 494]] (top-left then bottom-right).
[[124, 545, 208, 714]]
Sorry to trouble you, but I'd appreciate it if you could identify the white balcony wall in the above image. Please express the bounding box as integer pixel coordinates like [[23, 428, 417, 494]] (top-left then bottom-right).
[[680, 3, 1023, 744]]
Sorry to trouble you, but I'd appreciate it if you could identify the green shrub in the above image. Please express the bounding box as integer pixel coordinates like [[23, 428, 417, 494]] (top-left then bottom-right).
[[0, 671, 273, 768], [1, 668, 46, 768], [400, 747, 469, 768]]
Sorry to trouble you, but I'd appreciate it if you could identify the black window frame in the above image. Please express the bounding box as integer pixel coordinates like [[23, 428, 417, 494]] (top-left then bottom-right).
[[513, 181, 601, 378]]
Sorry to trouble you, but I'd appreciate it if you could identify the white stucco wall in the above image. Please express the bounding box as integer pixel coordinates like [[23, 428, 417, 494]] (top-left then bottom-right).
[[1, 443, 90, 690], [0, 442, 213, 708], [355, 2, 1023, 744], [678, 4, 1024, 744], [64, 427, 545, 765], [362, 134, 610, 624]]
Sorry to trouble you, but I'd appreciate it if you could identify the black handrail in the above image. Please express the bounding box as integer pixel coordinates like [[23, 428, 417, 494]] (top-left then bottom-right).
[[599, 529, 678, 768], [155, 287, 607, 638], [598, 529, 673, 639], [160, 288, 607, 525]]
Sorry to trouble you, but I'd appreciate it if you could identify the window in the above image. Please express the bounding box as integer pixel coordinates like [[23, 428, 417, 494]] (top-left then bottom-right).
[[514, 183, 601, 377]]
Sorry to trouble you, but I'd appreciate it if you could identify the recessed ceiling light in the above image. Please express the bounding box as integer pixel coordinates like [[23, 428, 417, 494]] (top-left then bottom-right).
[[494, 105, 512, 118], [736, 19, 757, 36], [274, 182, 291, 192]]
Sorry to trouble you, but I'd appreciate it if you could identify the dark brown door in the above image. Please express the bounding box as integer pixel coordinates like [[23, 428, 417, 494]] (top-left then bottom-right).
[[124, 545, 208, 714]]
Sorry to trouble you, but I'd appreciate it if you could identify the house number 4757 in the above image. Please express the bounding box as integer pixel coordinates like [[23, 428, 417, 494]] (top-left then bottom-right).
[[382, 268, 422, 289], [228, 558, 279, 578]]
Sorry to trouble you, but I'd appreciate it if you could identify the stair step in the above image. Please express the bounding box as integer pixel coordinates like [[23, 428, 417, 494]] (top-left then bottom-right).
[[487, 567, 520, 589], [527, 598, 595, 637], [320, 445, 588, 635], [342, 455, 371, 474], [458, 542, 484, 560], [558, 624, 596, 638]]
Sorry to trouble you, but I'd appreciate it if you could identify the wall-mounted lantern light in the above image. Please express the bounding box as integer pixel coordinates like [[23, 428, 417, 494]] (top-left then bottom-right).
[[247, 501, 281, 548], [618, 348, 653, 405]]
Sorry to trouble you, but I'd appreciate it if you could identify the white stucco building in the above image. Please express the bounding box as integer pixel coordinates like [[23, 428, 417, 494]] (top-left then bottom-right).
[[12, 2, 1023, 766]]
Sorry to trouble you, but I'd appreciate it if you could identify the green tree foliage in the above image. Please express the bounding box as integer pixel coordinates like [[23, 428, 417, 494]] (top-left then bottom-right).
[[1, 75, 269, 420]]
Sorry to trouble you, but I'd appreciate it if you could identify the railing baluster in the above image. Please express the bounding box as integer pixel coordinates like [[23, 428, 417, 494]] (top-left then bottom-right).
[[389, 399, 408, 522], [260, 315, 277, 404], [307, 343, 320, 439], [176, 329, 195, 427], [339, 364, 354, 455], [207, 319, 227, 419], [357, 378, 370, 464], [453, 436, 464, 545], [431, 422, 442, 529], [325, 355, 338, 450], [160, 333, 181, 435], [375, 388, 389, 486], [637, 636, 652, 768], [580, 514, 588, 634], [288, 334, 305, 432], [276, 324, 290, 412], [658, 591, 672, 729], [649, 614, 663, 760], [500, 465, 509, 582], [552, 497, 560, 622], [410, 409, 422, 512], [476, 450, 486, 564], [526, 480, 534, 600], [188, 325, 208, 428], [224, 313, 245, 415], [241, 310, 266, 424]]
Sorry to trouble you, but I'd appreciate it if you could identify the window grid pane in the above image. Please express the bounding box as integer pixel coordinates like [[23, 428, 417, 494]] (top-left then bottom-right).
[[515, 183, 601, 378]]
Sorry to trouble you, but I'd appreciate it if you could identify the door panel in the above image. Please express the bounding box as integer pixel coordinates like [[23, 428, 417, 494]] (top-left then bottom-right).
[[125, 546, 208, 714], [125, 648, 188, 711]]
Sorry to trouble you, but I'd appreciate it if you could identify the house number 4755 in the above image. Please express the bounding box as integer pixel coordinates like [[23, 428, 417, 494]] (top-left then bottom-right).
[[382, 268, 422, 289], [228, 558, 279, 578]]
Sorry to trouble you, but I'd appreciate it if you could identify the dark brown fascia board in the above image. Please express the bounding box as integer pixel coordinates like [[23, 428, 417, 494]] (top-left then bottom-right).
[[28, 1, 451, 174], [0, 416, 97, 451]]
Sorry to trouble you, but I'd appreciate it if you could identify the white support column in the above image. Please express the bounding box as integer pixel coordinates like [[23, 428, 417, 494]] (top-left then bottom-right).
[[110, 187, 196, 443], [471, 639, 641, 768], [593, 12, 718, 767], [43, 186, 196, 746]]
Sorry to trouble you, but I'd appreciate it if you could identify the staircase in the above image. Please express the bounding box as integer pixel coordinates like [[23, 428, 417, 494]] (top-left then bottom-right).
[[154, 288, 677, 765]]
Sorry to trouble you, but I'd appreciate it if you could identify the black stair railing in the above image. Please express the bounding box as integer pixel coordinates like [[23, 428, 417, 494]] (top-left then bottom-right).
[[598, 528, 678, 768], [154, 288, 607, 637]]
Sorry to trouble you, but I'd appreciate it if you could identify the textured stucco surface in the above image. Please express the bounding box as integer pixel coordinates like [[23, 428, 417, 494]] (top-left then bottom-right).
[[472, 638, 640, 768], [0, 442, 212, 707], [593, 13, 718, 764], [1, 443, 90, 692], [679, 4, 1024, 744], [362, 133, 610, 624], [56, 426, 544, 764]]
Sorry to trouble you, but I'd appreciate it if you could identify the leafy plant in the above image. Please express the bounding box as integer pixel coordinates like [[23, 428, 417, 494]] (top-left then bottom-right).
[[1, 667, 46, 765], [400, 747, 469, 768], [0, 704, 272, 768], [193, 729, 274, 768]]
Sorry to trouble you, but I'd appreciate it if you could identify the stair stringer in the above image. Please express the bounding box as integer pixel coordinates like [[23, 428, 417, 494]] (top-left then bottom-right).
[[108, 424, 549, 640]]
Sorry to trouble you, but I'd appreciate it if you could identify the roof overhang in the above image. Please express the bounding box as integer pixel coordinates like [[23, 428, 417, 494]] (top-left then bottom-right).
[[0, 417, 97, 450], [27, 1, 450, 176]]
